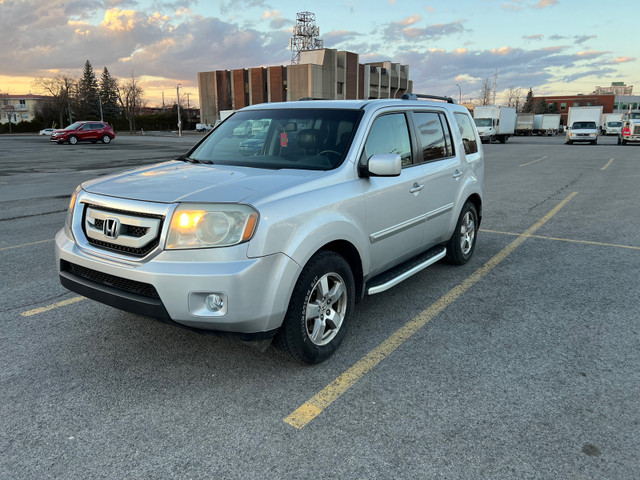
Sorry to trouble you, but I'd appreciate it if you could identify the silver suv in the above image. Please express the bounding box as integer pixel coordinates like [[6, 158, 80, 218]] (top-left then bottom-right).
[[56, 95, 484, 363]]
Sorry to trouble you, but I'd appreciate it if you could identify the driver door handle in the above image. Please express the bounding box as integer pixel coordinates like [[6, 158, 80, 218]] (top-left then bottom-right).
[[409, 183, 424, 194]]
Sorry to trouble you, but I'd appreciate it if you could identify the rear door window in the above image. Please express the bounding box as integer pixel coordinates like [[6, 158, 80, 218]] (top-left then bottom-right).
[[412, 112, 454, 162]]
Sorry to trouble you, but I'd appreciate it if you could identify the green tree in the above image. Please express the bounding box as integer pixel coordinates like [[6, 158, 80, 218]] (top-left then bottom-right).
[[77, 60, 100, 119], [533, 98, 548, 114], [522, 88, 534, 113], [99, 67, 120, 123]]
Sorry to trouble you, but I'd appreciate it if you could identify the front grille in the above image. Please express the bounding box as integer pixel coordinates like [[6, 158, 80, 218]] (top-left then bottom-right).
[[634, 125, 640, 135], [61, 260, 160, 299], [83, 204, 164, 257]]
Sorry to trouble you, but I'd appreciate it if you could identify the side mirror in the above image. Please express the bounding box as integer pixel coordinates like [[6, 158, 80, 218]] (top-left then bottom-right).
[[366, 153, 402, 177]]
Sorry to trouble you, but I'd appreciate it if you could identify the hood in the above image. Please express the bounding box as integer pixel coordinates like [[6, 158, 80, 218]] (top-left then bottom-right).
[[82, 160, 324, 204]]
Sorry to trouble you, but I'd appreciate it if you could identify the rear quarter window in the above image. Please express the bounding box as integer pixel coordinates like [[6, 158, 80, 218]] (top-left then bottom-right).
[[453, 112, 479, 155]]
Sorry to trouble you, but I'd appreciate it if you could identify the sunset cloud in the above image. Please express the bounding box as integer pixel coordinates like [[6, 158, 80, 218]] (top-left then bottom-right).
[[101, 8, 139, 32]]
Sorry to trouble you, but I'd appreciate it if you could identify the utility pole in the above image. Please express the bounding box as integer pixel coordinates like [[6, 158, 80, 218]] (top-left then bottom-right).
[[98, 93, 103, 122], [493, 68, 498, 105], [176, 83, 182, 137]]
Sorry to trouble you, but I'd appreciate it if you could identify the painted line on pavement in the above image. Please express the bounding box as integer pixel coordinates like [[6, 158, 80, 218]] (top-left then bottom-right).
[[601, 158, 614, 171], [520, 155, 549, 167], [284, 192, 579, 429], [21, 296, 86, 317], [480, 228, 640, 251], [0, 239, 53, 251]]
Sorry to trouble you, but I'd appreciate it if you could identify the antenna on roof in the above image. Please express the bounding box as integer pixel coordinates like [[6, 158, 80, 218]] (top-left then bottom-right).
[[289, 12, 323, 65]]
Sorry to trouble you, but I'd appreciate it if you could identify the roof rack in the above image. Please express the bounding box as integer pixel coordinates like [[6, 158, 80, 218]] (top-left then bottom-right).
[[298, 97, 329, 101], [401, 93, 457, 104]]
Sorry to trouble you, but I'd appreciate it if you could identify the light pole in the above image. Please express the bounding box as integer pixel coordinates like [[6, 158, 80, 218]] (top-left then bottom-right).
[[98, 93, 104, 122], [176, 83, 182, 137], [455, 84, 462, 103]]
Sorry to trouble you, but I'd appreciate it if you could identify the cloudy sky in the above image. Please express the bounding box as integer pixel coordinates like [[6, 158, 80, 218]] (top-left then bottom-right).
[[1, 0, 638, 107]]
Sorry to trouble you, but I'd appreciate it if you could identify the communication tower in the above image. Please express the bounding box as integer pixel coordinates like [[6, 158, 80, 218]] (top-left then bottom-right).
[[289, 12, 323, 65]]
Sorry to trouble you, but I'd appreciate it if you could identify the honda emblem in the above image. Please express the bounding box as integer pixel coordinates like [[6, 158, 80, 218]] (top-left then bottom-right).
[[103, 217, 120, 239]]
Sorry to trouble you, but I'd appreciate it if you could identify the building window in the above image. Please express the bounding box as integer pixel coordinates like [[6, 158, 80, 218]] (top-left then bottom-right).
[[560, 103, 566, 111], [573, 102, 579, 107], [337, 82, 343, 94]]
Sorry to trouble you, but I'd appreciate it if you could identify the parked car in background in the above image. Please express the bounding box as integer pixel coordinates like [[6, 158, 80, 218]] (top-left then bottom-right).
[[39, 128, 56, 136], [50, 121, 115, 145]]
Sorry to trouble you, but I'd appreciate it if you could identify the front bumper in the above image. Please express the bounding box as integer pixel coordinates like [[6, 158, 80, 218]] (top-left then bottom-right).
[[55, 227, 301, 337]]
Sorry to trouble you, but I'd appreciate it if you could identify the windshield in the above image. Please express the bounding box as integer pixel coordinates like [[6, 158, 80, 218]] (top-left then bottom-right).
[[630, 113, 640, 120], [607, 122, 622, 127], [190, 108, 361, 170], [572, 122, 596, 129], [474, 118, 493, 127], [64, 122, 83, 130]]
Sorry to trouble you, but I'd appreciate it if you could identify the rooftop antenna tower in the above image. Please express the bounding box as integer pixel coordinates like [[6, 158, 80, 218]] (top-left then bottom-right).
[[290, 12, 323, 65]]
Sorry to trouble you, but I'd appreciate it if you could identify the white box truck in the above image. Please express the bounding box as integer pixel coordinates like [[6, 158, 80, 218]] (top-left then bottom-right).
[[601, 113, 623, 135], [566, 106, 603, 145], [474, 106, 517, 143], [533, 114, 561, 135], [515, 113, 535, 135]]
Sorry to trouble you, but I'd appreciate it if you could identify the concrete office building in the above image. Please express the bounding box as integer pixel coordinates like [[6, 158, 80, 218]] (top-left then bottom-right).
[[198, 48, 412, 124]]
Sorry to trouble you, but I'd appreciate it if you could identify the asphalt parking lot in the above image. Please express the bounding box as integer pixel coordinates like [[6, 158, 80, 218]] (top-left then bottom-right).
[[1, 133, 638, 479]]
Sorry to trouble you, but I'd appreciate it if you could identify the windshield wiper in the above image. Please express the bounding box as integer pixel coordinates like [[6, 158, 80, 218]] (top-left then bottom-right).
[[175, 155, 213, 164]]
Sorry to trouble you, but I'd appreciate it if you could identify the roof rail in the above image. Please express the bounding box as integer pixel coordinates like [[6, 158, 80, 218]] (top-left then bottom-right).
[[298, 97, 328, 101], [401, 93, 457, 104]]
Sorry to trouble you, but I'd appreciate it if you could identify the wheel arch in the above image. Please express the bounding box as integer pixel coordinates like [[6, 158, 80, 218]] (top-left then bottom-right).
[[319, 240, 365, 303], [466, 193, 482, 227]]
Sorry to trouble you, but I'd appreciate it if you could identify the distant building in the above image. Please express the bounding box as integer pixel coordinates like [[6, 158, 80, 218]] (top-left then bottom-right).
[[613, 95, 640, 112], [594, 82, 633, 95], [530, 94, 615, 126], [1, 93, 51, 123], [197, 48, 412, 124]]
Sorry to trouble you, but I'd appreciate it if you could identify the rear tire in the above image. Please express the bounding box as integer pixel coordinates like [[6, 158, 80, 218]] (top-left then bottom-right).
[[101, 135, 111, 144], [275, 251, 354, 364], [445, 201, 478, 265]]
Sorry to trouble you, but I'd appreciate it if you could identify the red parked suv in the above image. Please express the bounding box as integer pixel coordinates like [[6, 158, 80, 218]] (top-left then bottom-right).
[[50, 121, 115, 145]]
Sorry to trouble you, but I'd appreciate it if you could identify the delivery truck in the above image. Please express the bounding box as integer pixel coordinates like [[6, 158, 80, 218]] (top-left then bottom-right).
[[566, 106, 603, 145], [533, 114, 561, 135], [515, 113, 534, 135], [473, 106, 517, 143], [601, 113, 623, 135]]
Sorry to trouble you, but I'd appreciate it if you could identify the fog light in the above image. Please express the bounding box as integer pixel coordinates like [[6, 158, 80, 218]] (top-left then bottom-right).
[[205, 293, 225, 312]]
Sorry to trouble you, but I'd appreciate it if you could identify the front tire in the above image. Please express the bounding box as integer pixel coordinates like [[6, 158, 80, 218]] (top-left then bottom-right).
[[275, 251, 355, 364], [68, 135, 78, 145], [445, 201, 478, 265]]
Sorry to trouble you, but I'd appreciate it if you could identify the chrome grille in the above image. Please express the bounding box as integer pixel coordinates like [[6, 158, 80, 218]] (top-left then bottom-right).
[[83, 204, 164, 257], [634, 125, 640, 135]]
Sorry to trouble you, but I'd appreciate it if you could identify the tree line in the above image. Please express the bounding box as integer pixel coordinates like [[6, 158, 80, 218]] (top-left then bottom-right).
[[32, 60, 144, 132], [478, 79, 559, 114]]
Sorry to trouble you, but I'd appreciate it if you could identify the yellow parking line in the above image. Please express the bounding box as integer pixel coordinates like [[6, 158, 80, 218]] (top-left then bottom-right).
[[601, 158, 614, 171], [21, 296, 86, 317], [480, 228, 640, 250], [520, 155, 548, 167], [284, 192, 578, 429], [0, 239, 53, 251]]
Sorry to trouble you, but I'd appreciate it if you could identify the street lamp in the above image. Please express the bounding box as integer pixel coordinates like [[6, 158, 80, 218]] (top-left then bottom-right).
[[176, 83, 182, 137], [455, 83, 462, 103]]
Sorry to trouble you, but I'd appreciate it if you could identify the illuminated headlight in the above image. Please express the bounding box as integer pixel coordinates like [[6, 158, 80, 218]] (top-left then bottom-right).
[[65, 185, 82, 232], [166, 203, 259, 249]]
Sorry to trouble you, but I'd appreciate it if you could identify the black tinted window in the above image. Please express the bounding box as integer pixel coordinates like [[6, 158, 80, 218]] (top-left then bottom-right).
[[454, 113, 479, 155], [413, 112, 451, 162], [91, 123, 105, 129], [364, 113, 412, 166]]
